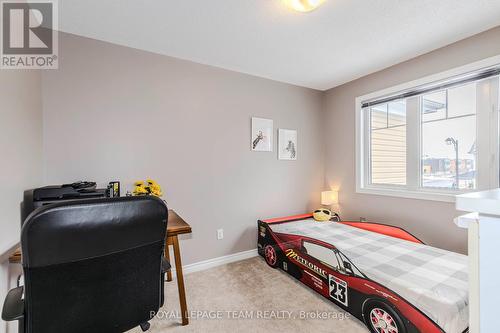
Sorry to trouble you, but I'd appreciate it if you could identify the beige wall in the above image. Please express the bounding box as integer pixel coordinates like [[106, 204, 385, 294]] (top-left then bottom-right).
[[0, 70, 43, 333], [323, 26, 500, 254], [24, 26, 500, 263], [41, 33, 325, 265], [0, 70, 43, 254]]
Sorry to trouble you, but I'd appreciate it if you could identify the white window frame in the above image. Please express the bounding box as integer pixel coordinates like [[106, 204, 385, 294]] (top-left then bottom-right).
[[356, 55, 500, 203]]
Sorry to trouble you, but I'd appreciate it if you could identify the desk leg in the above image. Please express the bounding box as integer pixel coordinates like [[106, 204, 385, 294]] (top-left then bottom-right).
[[164, 243, 173, 282], [172, 235, 189, 326]]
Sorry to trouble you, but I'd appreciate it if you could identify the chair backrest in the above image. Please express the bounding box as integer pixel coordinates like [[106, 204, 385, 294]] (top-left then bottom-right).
[[21, 196, 168, 333]]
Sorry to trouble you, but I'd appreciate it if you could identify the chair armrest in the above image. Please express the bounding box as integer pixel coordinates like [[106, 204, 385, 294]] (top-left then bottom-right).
[[161, 257, 171, 273], [2, 286, 24, 321]]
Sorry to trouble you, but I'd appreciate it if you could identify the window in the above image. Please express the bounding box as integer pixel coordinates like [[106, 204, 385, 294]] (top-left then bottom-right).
[[422, 84, 477, 190], [302, 241, 339, 269], [357, 61, 500, 202], [370, 101, 407, 185]]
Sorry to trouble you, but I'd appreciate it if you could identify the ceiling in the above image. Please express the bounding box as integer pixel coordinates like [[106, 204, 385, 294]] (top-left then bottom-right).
[[59, 0, 500, 91]]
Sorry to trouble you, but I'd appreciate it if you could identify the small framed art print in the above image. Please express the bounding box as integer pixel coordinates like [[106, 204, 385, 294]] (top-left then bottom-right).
[[278, 129, 297, 160], [251, 117, 273, 152]]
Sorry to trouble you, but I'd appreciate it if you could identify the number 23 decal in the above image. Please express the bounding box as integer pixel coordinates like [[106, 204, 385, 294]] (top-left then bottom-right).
[[329, 275, 348, 307]]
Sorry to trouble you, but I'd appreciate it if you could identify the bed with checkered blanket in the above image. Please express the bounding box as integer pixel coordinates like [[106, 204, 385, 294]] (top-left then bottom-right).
[[270, 219, 468, 333]]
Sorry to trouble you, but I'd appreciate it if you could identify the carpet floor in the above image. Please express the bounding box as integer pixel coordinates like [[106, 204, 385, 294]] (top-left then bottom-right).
[[128, 257, 368, 333]]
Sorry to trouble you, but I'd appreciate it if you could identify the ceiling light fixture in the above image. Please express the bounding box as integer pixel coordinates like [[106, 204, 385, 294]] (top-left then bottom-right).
[[282, 0, 326, 13]]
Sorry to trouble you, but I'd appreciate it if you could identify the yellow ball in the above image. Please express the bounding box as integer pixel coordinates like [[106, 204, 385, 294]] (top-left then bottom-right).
[[313, 208, 332, 222]]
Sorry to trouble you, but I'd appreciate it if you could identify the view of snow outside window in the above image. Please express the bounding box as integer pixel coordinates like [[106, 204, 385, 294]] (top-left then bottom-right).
[[422, 82, 477, 190], [369, 81, 480, 190]]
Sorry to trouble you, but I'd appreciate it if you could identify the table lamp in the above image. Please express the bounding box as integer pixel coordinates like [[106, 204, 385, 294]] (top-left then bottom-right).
[[321, 190, 338, 207]]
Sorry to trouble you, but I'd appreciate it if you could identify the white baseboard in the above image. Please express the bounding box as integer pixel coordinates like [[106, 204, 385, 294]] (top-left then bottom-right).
[[169, 248, 258, 278]]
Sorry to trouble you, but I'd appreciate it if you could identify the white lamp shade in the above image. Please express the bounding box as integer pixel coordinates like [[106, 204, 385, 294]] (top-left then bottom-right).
[[321, 190, 338, 206]]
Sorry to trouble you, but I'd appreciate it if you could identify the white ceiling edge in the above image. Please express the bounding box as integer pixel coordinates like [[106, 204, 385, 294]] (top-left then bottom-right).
[[57, 1, 500, 91], [55, 30, 324, 91], [56, 26, 496, 92], [323, 27, 499, 91]]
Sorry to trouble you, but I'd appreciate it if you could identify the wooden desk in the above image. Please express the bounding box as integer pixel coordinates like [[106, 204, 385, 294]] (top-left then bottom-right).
[[164, 210, 192, 326], [8, 249, 21, 264], [8, 209, 192, 326]]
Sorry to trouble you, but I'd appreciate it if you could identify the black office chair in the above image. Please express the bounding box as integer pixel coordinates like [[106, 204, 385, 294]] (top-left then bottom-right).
[[2, 196, 170, 333]]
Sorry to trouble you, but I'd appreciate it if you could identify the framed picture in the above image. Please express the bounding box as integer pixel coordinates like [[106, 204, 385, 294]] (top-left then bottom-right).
[[251, 117, 273, 152], [278, 129, 297, 160]]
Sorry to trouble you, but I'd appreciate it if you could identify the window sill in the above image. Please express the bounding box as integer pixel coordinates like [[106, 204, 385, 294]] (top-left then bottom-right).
[[356, 186, 472, 203]]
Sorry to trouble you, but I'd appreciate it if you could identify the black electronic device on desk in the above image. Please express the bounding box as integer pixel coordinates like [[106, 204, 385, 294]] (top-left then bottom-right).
[[22, 181, 108, 224]]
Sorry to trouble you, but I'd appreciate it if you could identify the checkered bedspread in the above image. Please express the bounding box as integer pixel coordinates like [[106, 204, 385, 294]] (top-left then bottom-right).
[[270, 219, 468, 333]]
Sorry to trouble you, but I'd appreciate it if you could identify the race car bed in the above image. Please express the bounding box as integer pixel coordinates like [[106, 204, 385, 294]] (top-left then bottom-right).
[[257, 214, 468, 333]]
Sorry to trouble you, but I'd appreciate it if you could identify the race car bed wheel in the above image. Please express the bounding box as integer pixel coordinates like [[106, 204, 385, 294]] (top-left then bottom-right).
[[364, 301, 406, 333], [264, 244, 278, 268]]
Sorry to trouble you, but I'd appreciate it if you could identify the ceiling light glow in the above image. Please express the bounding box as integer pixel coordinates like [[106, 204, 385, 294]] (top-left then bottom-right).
[[282, 0, 326, 13]]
